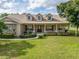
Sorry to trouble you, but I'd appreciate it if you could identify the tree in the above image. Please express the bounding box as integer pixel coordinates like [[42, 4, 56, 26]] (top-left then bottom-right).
[[57, 0, 79, 36], [0, 13, 8, 35]]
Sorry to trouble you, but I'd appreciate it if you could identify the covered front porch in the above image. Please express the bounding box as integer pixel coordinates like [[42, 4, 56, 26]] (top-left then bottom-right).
[[16, 23, 69, 36]]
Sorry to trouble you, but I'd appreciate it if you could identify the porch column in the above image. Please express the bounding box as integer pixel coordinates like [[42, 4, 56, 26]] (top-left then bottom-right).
[[44, 24, 46, 33], [55, 24, 58, 32], [33, 24, 36, 33], [16, 24, 21, 37]]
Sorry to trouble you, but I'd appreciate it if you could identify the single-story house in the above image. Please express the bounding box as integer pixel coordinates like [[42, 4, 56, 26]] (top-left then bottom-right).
[[4, 13, 69, 36]]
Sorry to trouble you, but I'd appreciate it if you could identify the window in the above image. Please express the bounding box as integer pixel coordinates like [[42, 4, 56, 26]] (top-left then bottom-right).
[[27, 25, 33, 33], [46, 25, 52, 30], [48, 16, 51, 20], [28, 16, 31, 20], [37, 15, 42, 21], [47, 14, 53, 21], [27, 15, 32, 21], [48, 16, 52, 21], [4, 24, 16, 34], [28, 25, 33, 30], [46, 25, 54, 32], [38, 16, 41, 20]]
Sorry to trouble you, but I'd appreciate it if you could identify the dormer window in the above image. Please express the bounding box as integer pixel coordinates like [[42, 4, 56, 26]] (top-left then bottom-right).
[[27, 15, 32, 21], [38, 16, 41, 20], [47, 14, 53, 21], [48, 16, 52, 21], [28, 16, 30, 19], [37, 15, 43, 21]]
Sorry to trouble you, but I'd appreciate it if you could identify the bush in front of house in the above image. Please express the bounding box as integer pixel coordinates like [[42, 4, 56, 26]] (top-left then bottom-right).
[[20, 33, 37, 38], [0, 34, 16, 39], [37, 33, 47, 39], [38, 35, 44, 39]]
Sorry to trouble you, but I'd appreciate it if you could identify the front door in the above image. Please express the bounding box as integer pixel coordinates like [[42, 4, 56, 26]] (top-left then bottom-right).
[[36, 25, 43, 33]]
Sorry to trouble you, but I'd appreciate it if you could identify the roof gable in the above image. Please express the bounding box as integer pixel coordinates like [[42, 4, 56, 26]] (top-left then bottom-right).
[[4, 17, 17, 23]]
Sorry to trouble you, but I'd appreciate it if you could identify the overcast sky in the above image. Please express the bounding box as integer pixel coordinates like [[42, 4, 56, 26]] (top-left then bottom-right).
[[0, 0, 69, 14]]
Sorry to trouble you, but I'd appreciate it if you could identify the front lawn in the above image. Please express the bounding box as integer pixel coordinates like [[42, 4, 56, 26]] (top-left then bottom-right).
[[0, 36, 79, 59]]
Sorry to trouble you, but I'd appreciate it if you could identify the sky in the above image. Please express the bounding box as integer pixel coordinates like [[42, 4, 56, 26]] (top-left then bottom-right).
[[0, 0, 69, 14]]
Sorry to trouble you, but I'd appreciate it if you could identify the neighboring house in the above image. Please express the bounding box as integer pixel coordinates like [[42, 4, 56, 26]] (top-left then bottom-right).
[[4, 13, 69, 36]]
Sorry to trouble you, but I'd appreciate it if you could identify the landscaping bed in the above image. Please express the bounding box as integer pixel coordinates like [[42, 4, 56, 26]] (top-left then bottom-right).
[[20, 33, 37, 38], [0, 34, 16, 39]]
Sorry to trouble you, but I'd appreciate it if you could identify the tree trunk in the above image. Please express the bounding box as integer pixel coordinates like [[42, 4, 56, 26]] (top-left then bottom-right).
[[75, 26, 78, 36]]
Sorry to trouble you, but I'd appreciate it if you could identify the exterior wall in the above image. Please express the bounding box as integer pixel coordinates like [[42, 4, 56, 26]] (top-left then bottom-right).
[[4, 23, 68, 36]]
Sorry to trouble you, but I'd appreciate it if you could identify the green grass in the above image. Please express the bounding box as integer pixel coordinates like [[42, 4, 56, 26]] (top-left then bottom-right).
[[0, 36, 79, 59], [69, 26, 79, 35]]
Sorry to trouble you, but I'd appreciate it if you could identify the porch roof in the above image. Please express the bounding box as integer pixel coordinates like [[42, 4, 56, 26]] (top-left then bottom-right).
[[21, 21, 69, 24]]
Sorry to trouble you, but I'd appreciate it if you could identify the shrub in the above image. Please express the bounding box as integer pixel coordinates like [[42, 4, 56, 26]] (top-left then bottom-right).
[[38, 35, 44, 39], [37, 33, 46, 39], [20, 33, 37, 38], [0, 34, 16, 39]]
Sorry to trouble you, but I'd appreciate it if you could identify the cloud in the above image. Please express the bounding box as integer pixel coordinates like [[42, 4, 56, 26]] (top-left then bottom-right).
[[2, 2, 14, 9], [0, 0, 69, 14], [27, 0, 46, 10]]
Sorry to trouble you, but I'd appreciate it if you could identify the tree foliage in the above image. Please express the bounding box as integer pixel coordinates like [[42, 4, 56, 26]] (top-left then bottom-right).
[[57, 0, 79, 36], [0, 13, 8, 34]]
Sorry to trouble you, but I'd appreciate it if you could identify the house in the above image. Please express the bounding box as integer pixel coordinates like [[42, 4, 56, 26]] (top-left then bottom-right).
[[4, 13, 69, 36]]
